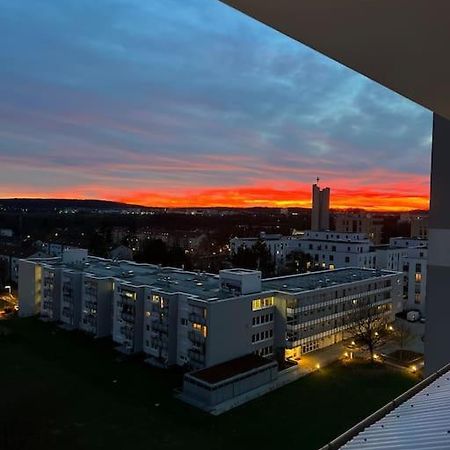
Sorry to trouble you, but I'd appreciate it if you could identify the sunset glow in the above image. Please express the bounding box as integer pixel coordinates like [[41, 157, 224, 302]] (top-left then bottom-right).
[[0, 0, 432, 212], [2, 178, 429, 212]]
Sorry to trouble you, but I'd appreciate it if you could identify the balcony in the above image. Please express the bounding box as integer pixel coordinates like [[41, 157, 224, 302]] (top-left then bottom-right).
[[121, 312, 134, 323], [62, 307, 72, 318], [188, 348, 205, 363], [84, 300, 97, 310], [85, 287, 97, 296], [151, 322, 169, 334], [62, 295, 73, 304], [62, 285, 73, 295], [189, 312, 206, 325], [120, 292, 135, 302], [119, 326, 134, 340], [42, 300, 52, 310], [188, 330, 206, 345]]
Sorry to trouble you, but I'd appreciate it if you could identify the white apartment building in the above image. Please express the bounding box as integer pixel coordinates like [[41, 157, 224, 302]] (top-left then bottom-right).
[[390, 237, 428, 249], [19, 250, 403, 371], [382, 237, 428, 315], [373, 245, 408, 272], [293, 230, 376, 269], [231, 230, 378, 272]]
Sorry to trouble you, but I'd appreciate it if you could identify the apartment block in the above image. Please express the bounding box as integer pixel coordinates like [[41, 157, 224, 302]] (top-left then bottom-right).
[[19, 252, 401, 367], [231, 230, 378, 273], [335, 213, 384, 245]]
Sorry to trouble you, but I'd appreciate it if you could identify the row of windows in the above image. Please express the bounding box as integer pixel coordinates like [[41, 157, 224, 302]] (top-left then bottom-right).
[[292, 293, 390, 318], [255, 346, 273, 357], [252, 313, 274, 326], [289, 302, 392, 335], [252, 329, 273, 343], [252, 297, 274, 311], [288, 282, 393, 310], [302, 341, 319, 353]]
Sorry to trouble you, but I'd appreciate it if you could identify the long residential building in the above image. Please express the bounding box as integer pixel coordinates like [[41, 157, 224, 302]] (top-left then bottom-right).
[[231, 230, 377, 272], [19, 249, 403, 370]]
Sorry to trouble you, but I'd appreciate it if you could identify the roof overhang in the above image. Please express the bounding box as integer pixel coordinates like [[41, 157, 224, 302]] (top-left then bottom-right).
[[220, 1, 450, 119]]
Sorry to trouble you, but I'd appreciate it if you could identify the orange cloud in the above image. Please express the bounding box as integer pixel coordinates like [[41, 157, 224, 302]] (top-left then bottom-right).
[[3, 179, 428, 212]]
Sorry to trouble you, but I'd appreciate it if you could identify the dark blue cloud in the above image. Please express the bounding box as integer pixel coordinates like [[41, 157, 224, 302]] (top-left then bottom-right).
[[0, 0, 432, 197]]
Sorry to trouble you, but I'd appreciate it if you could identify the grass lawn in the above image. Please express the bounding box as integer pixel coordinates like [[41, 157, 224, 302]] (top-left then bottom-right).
[[0, 318, 418, 450]]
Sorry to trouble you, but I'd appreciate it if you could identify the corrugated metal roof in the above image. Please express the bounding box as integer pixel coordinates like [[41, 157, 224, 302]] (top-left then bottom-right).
[[340, 369, 450, 450]]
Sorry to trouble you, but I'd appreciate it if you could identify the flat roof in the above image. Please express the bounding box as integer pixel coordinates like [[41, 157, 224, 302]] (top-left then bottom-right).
[[188, 354, 275, 385], [41, 257, 226, 300], [36, 258, 398, 299], [262, 268, 397, 294]]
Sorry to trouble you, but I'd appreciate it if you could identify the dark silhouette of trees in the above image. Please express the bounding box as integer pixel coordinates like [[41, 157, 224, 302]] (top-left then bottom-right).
[[280, 250, 312, 275], [347, 303, 391, 362], [231, 239, 275, 277], [391, 321, 414, 352], [135, 239, 191, 269]]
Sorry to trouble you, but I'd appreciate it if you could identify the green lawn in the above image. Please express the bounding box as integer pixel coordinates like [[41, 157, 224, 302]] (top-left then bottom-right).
[[0, 318, 417, 450]]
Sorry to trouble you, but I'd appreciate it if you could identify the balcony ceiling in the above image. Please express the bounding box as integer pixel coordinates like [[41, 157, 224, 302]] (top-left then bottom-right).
[[220, 0, 450, 120]]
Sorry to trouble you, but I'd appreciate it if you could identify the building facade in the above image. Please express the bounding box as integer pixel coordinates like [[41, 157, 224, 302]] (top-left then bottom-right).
[[231, 230, 378, 273], [335, 213, 384, 245], [19, 250, 402, 371]]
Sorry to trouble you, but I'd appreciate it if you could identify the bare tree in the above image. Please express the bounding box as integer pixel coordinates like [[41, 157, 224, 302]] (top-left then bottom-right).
[[347, 304, 391, 363], [391, 321, 414, 357]]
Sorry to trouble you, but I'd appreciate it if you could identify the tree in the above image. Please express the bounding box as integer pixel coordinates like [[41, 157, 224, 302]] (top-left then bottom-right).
[[347, 303, 391, 363], [232, 246, 257, 270], [135, 239, 191, 269], [252, 240, 275, 277], [231, 240, 275, 277], [135, 239, 169, 265], [391, 321, 414, 357], [281, 250, 312, 275], [88, 232, 109, 258]]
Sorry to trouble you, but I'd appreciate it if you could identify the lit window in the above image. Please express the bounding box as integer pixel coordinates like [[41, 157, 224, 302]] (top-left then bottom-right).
[[192, 323, 207, 337], [252, 299, 261, 310], [252, 297, 274, 311]]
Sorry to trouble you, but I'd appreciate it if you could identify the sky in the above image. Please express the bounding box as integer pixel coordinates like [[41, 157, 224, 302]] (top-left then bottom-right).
[[0, 0, 432, 211]]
